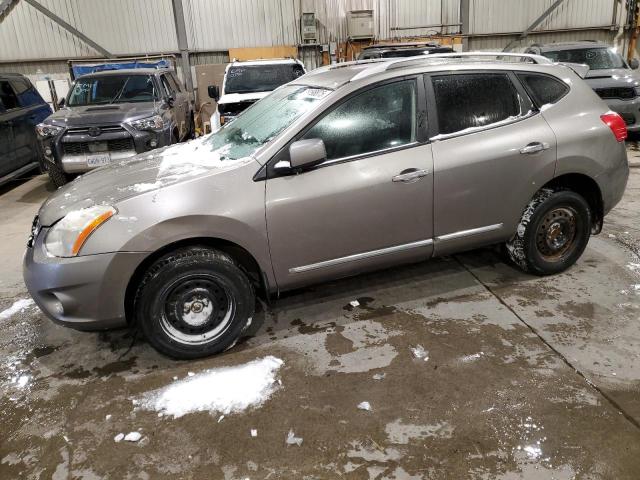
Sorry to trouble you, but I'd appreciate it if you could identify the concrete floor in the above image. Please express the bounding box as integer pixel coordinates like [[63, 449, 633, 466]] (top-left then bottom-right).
[[1, 150, 640, 480]]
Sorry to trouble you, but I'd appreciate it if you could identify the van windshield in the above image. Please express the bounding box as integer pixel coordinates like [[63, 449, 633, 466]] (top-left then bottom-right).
[[225, 64, 305, 94], [542, 47, 626, 70], [204, 85, 329, 160], [67, 75, 159, 106]]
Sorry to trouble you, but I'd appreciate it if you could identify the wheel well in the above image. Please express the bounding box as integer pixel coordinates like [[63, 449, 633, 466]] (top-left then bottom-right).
[[542, 173, 603, 232], [124, 238, 268, 325]]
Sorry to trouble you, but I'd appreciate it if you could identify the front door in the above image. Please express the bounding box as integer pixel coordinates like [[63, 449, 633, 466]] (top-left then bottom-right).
[[427, 72, 558, 255], [0, 102, 15, 178], [265, 78, 434, 290]]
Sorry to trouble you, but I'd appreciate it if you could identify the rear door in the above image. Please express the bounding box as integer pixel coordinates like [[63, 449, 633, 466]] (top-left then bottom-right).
[[265, 77, 434, 290], [427, 71, 557, 255]]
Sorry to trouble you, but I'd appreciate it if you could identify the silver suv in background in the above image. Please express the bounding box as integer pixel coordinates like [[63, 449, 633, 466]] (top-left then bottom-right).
[[36, 68, 193, 187], [526, 41, 640, 132], [24, 53, 629, 359]]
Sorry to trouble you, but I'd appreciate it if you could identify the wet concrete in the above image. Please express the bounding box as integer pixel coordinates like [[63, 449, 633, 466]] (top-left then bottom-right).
[[1, 154, 640, 479]]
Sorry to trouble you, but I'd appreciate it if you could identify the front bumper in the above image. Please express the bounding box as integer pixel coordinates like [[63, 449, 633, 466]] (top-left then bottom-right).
[[604, 97, 640, 132], [40, 123, 173, 174], [23, 227, 148, 331]]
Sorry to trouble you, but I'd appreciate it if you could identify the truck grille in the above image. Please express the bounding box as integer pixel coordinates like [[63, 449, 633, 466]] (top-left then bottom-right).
[[63, 138, 134, 155], [594, 87, 636, 100]]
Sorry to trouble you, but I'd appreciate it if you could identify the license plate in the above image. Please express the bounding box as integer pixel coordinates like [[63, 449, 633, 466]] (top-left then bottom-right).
[[87, 153, 111, 167]]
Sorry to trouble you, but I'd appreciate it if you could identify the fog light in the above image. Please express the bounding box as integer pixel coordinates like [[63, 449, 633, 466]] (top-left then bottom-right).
[[149, 139, 158, 148], [44, 147, 52, 156]]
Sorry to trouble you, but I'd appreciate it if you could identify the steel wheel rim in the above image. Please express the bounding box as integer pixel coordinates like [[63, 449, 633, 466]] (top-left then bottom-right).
[[535, 206, 578, 261], [159, 274, 235, 345]]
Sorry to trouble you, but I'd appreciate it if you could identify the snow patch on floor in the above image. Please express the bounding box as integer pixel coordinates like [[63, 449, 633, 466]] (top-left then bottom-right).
[[136, 356, 284, 418], [0, 298, 35, 320]]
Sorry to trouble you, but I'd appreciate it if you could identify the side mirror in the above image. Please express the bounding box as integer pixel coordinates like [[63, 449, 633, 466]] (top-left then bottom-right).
[[630, 58, 639, 70], [289, 139, 327, 170], [208, 85, 220, 101], [58, 97, 65, 107], [166, 95, 175, 107]]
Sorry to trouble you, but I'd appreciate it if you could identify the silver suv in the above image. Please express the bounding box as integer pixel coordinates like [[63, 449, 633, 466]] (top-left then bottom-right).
[[23, 53, 630, 359]]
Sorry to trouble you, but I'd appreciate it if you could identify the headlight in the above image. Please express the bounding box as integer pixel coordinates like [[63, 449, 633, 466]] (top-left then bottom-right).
[[44, 205, 116, 257], [128, 115, 164, 131], [36, 123, 63, 139]]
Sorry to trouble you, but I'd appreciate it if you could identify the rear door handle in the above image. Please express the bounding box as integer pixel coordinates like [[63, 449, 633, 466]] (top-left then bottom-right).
[[519, 142, 550, 154], [392, 168, 429, 183]]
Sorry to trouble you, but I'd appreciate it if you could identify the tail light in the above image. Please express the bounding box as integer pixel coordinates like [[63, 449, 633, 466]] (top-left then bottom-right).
[[600, 112, 627, 142]]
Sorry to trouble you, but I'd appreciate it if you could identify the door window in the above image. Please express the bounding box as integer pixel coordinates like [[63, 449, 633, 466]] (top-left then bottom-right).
[[301, 79, 417, 161], [160, 75, 175, 98], [0, 81, 20, 110], [168, 73, 182, 93], [432, 73, 524, 136]]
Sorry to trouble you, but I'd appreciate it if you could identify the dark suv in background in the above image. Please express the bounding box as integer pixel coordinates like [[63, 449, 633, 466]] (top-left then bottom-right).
[[358, 42, 454, 60], [526, 41, 640, 132], [36, 68, 193, 187], [0, 73, 52, 185]]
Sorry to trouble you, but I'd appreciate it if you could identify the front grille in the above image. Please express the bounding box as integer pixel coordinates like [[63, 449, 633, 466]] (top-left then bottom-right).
[[66, 125, 127, 134], [619, 112, 636, 125], [62, 138, 135, 155], [595, 87, 636, 100]]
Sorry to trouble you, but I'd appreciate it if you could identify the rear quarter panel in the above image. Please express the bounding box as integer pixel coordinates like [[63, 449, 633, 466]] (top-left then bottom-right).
[[539, 66, 629, 213]]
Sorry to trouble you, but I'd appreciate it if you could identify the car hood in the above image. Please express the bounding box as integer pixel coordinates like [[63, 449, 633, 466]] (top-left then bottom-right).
[[45, 102, 160, 127], [584, 68, 640, 88], [218, 92, 270, 105], [38, 135, 256, 226]]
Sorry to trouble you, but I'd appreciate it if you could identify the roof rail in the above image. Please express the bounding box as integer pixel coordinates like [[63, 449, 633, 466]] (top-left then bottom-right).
[[351, 51, 553, 81]]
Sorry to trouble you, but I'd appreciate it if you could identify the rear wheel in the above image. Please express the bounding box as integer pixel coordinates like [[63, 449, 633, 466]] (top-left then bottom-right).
[[47, 162, 72, 188], [134, 247, 254, 359], [506, 189, 591, 275]]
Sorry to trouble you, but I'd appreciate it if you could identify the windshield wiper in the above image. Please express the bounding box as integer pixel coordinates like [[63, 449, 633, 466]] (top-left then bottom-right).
[[109, 78, 130, 104]]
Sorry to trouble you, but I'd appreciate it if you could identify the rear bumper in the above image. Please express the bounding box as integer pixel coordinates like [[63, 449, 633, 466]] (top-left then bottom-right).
[[23, 228, 148, 331]]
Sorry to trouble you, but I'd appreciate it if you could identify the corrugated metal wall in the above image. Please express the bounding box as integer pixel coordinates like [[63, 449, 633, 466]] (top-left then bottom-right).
[[0, 0, 623, 72]]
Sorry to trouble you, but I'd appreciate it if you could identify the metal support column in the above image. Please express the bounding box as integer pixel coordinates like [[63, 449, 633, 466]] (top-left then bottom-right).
[[171, 0, 194, 95], [460, 0, 470, 51], [22, 0, 112, 57]]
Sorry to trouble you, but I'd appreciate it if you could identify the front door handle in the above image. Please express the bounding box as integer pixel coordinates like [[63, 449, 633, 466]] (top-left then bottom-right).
[[520, 142, 550, 154], [392, 168, 429, 183]]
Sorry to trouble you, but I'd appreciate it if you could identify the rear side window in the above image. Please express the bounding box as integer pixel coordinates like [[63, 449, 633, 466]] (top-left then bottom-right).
[[431, 73, 523, 135], [301, 79, 417, 161], [517, 73, 569, 107], [0, 80, 20, 110], [168, 73, 182, 92]]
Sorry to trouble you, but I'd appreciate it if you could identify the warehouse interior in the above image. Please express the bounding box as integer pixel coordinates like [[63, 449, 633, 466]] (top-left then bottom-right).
[[2, 0, 640, 478]]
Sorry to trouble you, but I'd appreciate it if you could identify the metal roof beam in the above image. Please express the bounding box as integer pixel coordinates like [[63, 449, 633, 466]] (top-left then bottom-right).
[[503, 0, 568, 51], [22, 0, 112, 58]]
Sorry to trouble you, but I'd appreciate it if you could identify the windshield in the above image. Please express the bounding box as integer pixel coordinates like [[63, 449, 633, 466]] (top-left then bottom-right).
[[225, 64, 305, 94], [204, 85, 329, 160], [542, 47, 626, 70], [67, 74, 159, 106]]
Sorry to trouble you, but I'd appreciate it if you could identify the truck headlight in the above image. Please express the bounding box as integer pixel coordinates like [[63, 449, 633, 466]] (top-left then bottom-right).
[[36, 123, 63, 139], [128, 115, 164, 131], [44, 205, 116, 257]]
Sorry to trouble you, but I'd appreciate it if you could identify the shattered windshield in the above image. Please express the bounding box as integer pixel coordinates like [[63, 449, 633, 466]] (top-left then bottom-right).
[[67, 75, 159, 106], [542, 48, 626, 70], [204, 85, 330, 160], [225, 64, 306, 94]]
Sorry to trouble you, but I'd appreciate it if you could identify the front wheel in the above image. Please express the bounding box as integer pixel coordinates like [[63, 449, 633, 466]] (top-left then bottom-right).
[[506, 189, 591, 275], [134, 247, 255, 359]]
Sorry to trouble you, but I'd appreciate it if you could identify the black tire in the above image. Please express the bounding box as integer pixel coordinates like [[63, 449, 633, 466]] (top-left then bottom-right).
[[47, 162, 72, 188], [134, 247, 254, 359], [506, 189, 591, 275]]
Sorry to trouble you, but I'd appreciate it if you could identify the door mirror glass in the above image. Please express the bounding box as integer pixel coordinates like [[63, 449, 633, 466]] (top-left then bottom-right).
[[630, 58, 640, 70], [289, 139, 326, 169], [208, 85, 220, 101]]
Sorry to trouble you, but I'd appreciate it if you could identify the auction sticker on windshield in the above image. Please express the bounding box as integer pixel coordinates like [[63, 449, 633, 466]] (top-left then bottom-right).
[[87, 153, 111, 167]]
